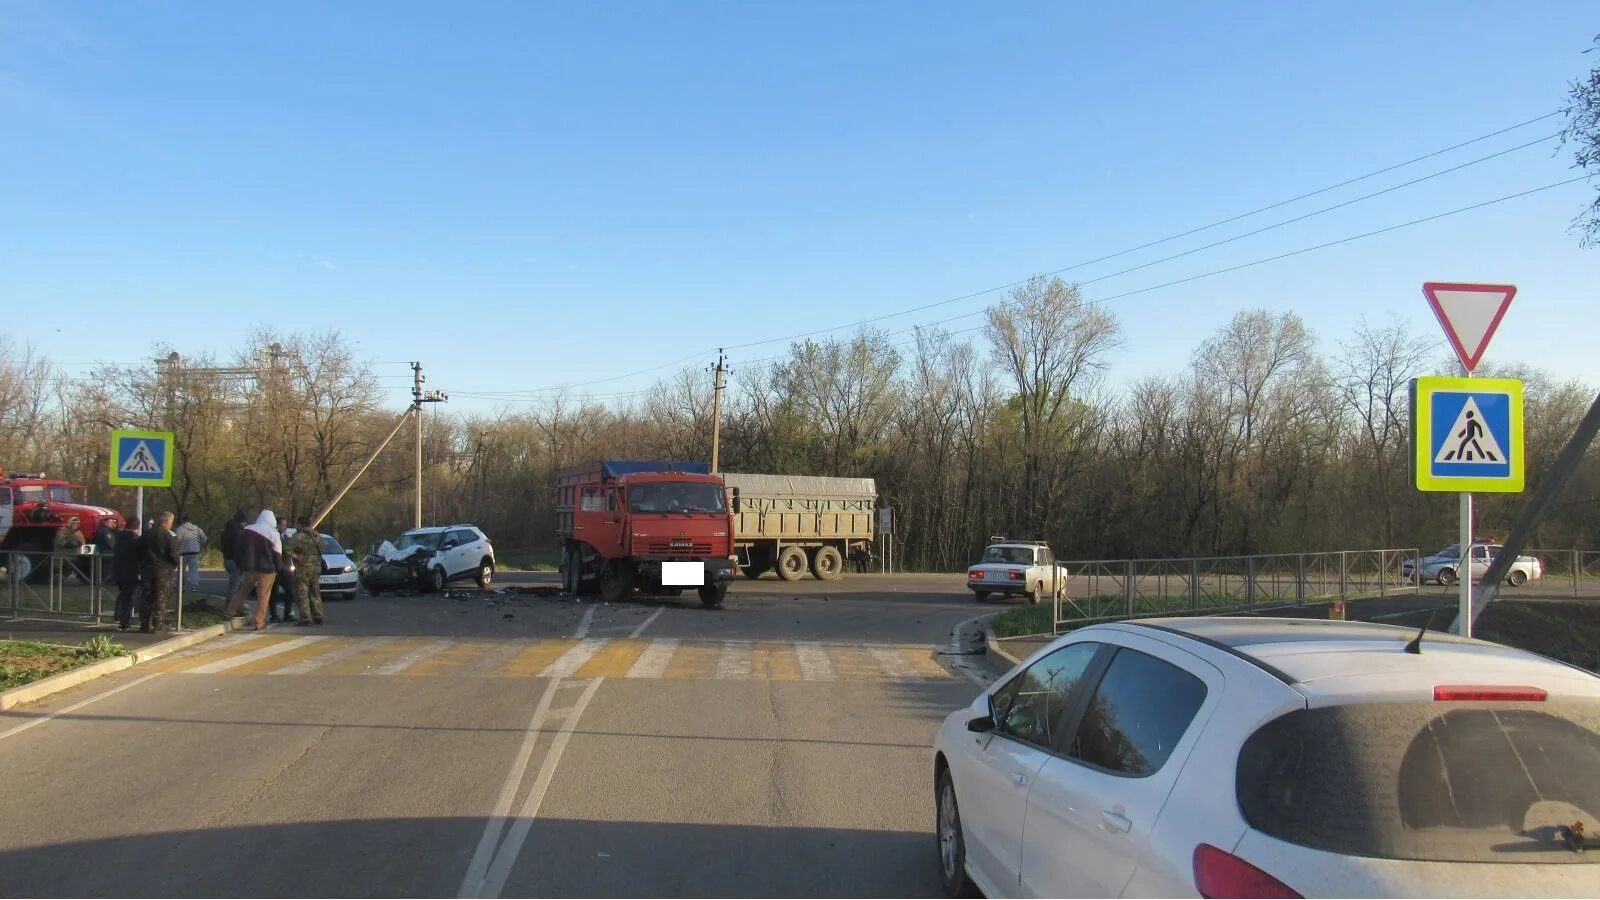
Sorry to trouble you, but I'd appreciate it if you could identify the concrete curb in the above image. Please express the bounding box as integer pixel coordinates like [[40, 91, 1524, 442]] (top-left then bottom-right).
[[983, 629, 1056, 669], [0, 621, 234, 711]]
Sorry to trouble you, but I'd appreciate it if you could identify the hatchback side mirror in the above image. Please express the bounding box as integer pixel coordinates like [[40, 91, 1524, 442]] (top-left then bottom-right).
[[966, 715, 996, 733]]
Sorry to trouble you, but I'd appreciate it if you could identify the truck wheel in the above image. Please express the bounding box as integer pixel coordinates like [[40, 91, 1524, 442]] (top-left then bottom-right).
[[744, 561, 771, 580], [812, 546, 844, 581], [1508, 569, 1528, 587], [598, 561, 635, 603], [776, 546, 809, 582], [698, 582, 727, 608]]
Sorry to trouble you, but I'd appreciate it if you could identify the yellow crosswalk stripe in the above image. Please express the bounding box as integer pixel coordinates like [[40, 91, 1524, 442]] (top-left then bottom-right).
[[751, 641, 801, 681], [826, 644, 884, 680], [662, 641, 720, 680], [495, 638, 578, 677], [404, 640, 497, 677], [145, 635, 299, 673], [318, 637, 433, 676], [899, 647, 953, 679], [574, 638, 649, 677], [229, 637, 360, 674]]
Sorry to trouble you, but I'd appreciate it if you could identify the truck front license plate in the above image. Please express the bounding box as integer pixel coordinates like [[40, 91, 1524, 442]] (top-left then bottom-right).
[[662, 561, 705, 586]]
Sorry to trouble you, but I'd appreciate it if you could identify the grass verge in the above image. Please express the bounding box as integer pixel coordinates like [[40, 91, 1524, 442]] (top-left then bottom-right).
[[1476, 601, 1600, 673], [0, 636, 128, 691], [991, 604, 1055, 638]]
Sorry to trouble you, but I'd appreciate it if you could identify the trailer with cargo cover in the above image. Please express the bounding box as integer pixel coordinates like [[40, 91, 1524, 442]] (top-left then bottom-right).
[[723, 473, 876, 582]]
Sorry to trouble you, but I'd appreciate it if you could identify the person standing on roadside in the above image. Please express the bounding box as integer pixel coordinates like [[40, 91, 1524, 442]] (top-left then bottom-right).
[[272, 521, 300, 623], [226, 510, 283, 631], [220, 509, 247, 604], [286, 518, 325, 626], [93, 516, 118, 582], [138, 512, 180, 633], [112, 516, 142, 631], [173, 515, 207, 597]]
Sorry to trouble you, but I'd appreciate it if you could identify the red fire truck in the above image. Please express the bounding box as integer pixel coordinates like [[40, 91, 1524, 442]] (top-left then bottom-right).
[[0, 470, 123, 582], [555, 460, 736, 607]]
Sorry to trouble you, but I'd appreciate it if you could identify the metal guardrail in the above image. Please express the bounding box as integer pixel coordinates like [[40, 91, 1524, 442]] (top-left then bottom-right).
[[1051, 548, 1422, 633], [5, 550, 189, 630]]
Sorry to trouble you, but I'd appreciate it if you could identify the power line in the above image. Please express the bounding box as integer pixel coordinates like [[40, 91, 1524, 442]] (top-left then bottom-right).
[[439, 110, 1566, 399]]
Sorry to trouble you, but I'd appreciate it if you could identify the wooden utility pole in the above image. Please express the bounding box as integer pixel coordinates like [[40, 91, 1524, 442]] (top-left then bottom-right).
[[710, 349, 726, 473]]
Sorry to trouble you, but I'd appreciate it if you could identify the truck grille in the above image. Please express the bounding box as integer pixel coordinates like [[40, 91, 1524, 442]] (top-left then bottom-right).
[[648, 542, 712, 556]]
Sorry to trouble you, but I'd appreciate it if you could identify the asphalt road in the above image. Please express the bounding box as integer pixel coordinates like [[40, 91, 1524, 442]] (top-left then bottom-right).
[[0, 573, 1002, 897]]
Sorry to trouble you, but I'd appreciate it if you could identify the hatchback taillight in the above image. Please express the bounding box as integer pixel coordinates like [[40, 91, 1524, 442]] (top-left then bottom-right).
[[1433, 685, 1547, 702], [1193, 844, 1300, 899]]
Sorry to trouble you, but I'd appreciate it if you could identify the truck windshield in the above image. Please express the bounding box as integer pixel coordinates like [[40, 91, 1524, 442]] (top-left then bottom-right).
[[17, 485, 82, 503], [628, 483, 726, 514]]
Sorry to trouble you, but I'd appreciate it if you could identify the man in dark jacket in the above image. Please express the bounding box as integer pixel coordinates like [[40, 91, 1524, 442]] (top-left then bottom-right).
[[220, 509, 248, 604], [93, 516, 118, 583], [138, 512, 181, 633], [112, 518, 143, 631]]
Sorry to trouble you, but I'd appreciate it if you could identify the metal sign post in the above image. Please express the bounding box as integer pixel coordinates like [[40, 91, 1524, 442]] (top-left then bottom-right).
[[1414, 282, 1521, 639]]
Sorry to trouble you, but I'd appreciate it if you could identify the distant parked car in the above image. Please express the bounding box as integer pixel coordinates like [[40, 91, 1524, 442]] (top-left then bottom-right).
[[1402, 543, 1543, 586], [933, 617, 1600, 898], [966, 539, 1070, 604], [318, 532, 359, 601]]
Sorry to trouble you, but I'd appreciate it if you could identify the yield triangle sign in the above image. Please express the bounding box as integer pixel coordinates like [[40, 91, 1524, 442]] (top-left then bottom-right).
[[1422, 281, 1516, 374], [1434, 396, 1506, 464]]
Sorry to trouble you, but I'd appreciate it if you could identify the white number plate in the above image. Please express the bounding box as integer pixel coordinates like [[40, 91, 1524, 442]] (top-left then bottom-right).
[[662, 561, 705, 586]]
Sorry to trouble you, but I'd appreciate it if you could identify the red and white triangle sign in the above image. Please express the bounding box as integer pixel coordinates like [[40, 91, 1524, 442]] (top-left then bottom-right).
[[1422, 281, 1516, 374]]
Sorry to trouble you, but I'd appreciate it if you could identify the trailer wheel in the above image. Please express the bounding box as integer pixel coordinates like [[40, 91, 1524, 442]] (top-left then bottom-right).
[[776, 546, 810, 582], [812, 546, 844, 581]]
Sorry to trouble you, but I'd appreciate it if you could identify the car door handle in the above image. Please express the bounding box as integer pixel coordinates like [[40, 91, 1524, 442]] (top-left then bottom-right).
[[1099, 810, 1132, 834], [1012, 769, 1032, 787]]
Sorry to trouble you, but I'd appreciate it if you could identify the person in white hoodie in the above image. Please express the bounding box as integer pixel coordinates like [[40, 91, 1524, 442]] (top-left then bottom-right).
[[225, 510, 283, 631]]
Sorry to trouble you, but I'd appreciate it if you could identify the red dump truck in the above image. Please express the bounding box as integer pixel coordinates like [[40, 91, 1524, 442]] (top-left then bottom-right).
[[554, 460, 737, 607]]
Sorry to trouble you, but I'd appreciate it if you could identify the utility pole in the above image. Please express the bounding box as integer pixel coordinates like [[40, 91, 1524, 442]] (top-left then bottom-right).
[[710, 349, 727, 473], [411, 361, 447, 528]]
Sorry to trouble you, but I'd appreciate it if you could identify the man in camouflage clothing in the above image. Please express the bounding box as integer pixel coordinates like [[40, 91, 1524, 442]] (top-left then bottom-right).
[[285, 517, 324, 626]]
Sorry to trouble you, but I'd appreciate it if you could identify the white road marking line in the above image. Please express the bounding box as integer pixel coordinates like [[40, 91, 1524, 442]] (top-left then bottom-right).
[[186, 637, 323, 674], [716, 640, 753, 679], [868, 644, 920, 680], [626, 639, 679, 679], [456, 674, 565, 898], [540, 639, 606, 678], [575, 607, 595, 639], [371, 639, 455, 675], [629, 606, 663, 638], [0, 673, 161, 743], [274, 637, 397, 675], [477, 677, 605, 898], [795, 642, 834, 681]]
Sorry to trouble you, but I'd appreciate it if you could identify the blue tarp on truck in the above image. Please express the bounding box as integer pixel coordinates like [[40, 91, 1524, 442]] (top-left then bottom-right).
[[599, 460, 710, 478]]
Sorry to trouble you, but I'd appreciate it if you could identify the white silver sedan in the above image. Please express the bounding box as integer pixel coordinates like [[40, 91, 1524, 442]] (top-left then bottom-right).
[[933, 617, 1600, 898]]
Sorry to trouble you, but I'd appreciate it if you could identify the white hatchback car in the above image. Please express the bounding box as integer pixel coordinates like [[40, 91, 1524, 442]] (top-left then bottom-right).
[[934, 617, 1600, 898], [317, 532, 359, 600]]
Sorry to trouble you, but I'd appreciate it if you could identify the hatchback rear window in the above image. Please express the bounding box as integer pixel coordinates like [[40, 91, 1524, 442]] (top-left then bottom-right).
[[1236, 701, 1600, 863]]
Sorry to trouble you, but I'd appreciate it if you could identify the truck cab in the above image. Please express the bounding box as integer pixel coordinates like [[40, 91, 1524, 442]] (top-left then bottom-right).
[[0, 470, 122, 583], [556, 460, 737, 607]]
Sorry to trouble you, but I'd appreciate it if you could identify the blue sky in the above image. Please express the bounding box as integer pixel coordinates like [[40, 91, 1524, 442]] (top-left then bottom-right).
[[2, 1, 1596, 413]]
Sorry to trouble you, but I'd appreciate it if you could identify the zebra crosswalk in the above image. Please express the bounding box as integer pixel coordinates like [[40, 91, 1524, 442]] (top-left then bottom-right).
[[145, 633, 957, 683]]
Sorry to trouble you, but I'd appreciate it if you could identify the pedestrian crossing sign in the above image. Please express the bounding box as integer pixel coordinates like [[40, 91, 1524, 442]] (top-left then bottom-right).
[[1412, 376, 1523, 492], [109, 429, 174, 487]]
